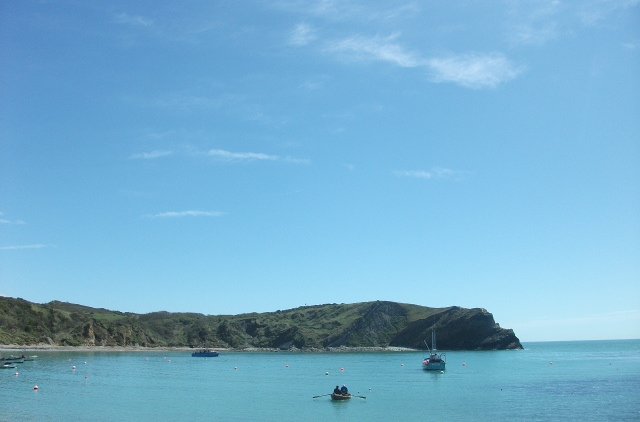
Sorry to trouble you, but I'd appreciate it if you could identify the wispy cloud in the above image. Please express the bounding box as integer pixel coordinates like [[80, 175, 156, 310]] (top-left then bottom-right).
[[511, 22, 558, 46], [623, 39, 640, 50], [207, 149, 308, 164], [115, 13, 153, 27], [208, 149, 278, 161], [322, 32, 521, 88], [290, 23, 316, 46], [0, 244, 48, 251], [394, 167, 455, 179], [324, 33, 423, 68], [129, 150, 173, 160], [299, 76, 327, 91], [145, 211, 224, 219], [506, 0, 561, 46], [0, 212, 26, 225], [427, 53, 523, 89], [277, 1, 415, 22]]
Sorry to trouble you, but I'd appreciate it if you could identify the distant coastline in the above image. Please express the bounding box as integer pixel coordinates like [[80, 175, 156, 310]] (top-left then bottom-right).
[[0, 345, 418, 353], [0, 297, 523, 351]]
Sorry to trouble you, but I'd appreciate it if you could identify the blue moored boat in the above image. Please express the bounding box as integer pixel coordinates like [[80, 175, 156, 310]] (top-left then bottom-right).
[[0, 356, 24, 364], [191, 349, 219, 357]]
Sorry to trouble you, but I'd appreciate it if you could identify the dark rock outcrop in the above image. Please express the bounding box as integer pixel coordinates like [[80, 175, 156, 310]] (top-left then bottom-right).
[[391, 306, 522, 350]]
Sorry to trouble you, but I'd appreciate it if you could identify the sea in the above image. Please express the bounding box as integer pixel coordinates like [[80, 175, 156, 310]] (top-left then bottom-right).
[[1, 340, 638, 421]]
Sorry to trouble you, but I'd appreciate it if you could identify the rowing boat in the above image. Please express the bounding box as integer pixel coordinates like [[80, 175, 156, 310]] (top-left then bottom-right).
[[331, 393, 351, 400]]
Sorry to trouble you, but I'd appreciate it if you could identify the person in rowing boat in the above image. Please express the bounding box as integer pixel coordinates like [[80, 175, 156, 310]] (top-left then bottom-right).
[[340, 385, 348, 394], [333, 385, 342, 395]]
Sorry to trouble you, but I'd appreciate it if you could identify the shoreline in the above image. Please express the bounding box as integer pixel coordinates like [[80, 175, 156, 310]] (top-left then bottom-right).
[[0, 344, 419, 353]]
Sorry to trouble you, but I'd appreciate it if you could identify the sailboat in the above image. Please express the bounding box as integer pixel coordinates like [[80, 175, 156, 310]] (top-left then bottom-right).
[[422, 329, 446, 371]]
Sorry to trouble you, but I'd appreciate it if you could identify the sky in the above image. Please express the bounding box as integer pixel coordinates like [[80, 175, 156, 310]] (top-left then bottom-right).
[[1, 0, 639, 342]]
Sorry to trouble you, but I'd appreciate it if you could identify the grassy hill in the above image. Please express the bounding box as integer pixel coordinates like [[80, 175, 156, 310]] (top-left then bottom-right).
[[0, 297, 522, 350]]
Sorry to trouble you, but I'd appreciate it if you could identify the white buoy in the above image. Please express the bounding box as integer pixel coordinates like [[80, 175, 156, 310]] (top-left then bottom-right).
[[72, 366, 76, 370], [33, 385, 39, 390]]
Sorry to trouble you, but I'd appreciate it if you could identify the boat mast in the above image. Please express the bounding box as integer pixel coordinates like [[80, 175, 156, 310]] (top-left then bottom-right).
[[432, 329, 436, 351]]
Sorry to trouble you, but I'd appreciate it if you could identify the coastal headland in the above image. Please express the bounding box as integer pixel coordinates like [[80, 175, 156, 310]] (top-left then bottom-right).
[[0, 297, 522, 351]]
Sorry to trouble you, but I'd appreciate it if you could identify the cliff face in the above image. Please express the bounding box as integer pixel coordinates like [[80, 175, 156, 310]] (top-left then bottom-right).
[[391, 306, 522, 350], [0, 297, 522, 350]]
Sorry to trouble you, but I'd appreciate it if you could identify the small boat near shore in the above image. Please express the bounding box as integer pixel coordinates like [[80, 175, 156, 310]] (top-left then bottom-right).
[[191, 349, 219, 357], [1, 362, 17, 369], [0, 356, 24, 364], [422, 329, 446, 371]]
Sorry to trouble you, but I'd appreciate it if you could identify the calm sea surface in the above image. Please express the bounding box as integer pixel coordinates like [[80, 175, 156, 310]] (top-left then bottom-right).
[[1, 340, 638, 421]]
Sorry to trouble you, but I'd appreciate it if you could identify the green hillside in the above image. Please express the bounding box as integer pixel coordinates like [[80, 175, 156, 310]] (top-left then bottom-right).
[[0, 297, 522, 350]]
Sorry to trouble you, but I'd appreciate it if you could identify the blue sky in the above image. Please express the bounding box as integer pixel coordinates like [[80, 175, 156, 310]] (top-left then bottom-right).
[[1, 0, 639, 342]]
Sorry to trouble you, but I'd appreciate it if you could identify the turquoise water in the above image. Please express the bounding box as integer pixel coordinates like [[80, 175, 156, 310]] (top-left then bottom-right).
[[1, 340, 638, 421]]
